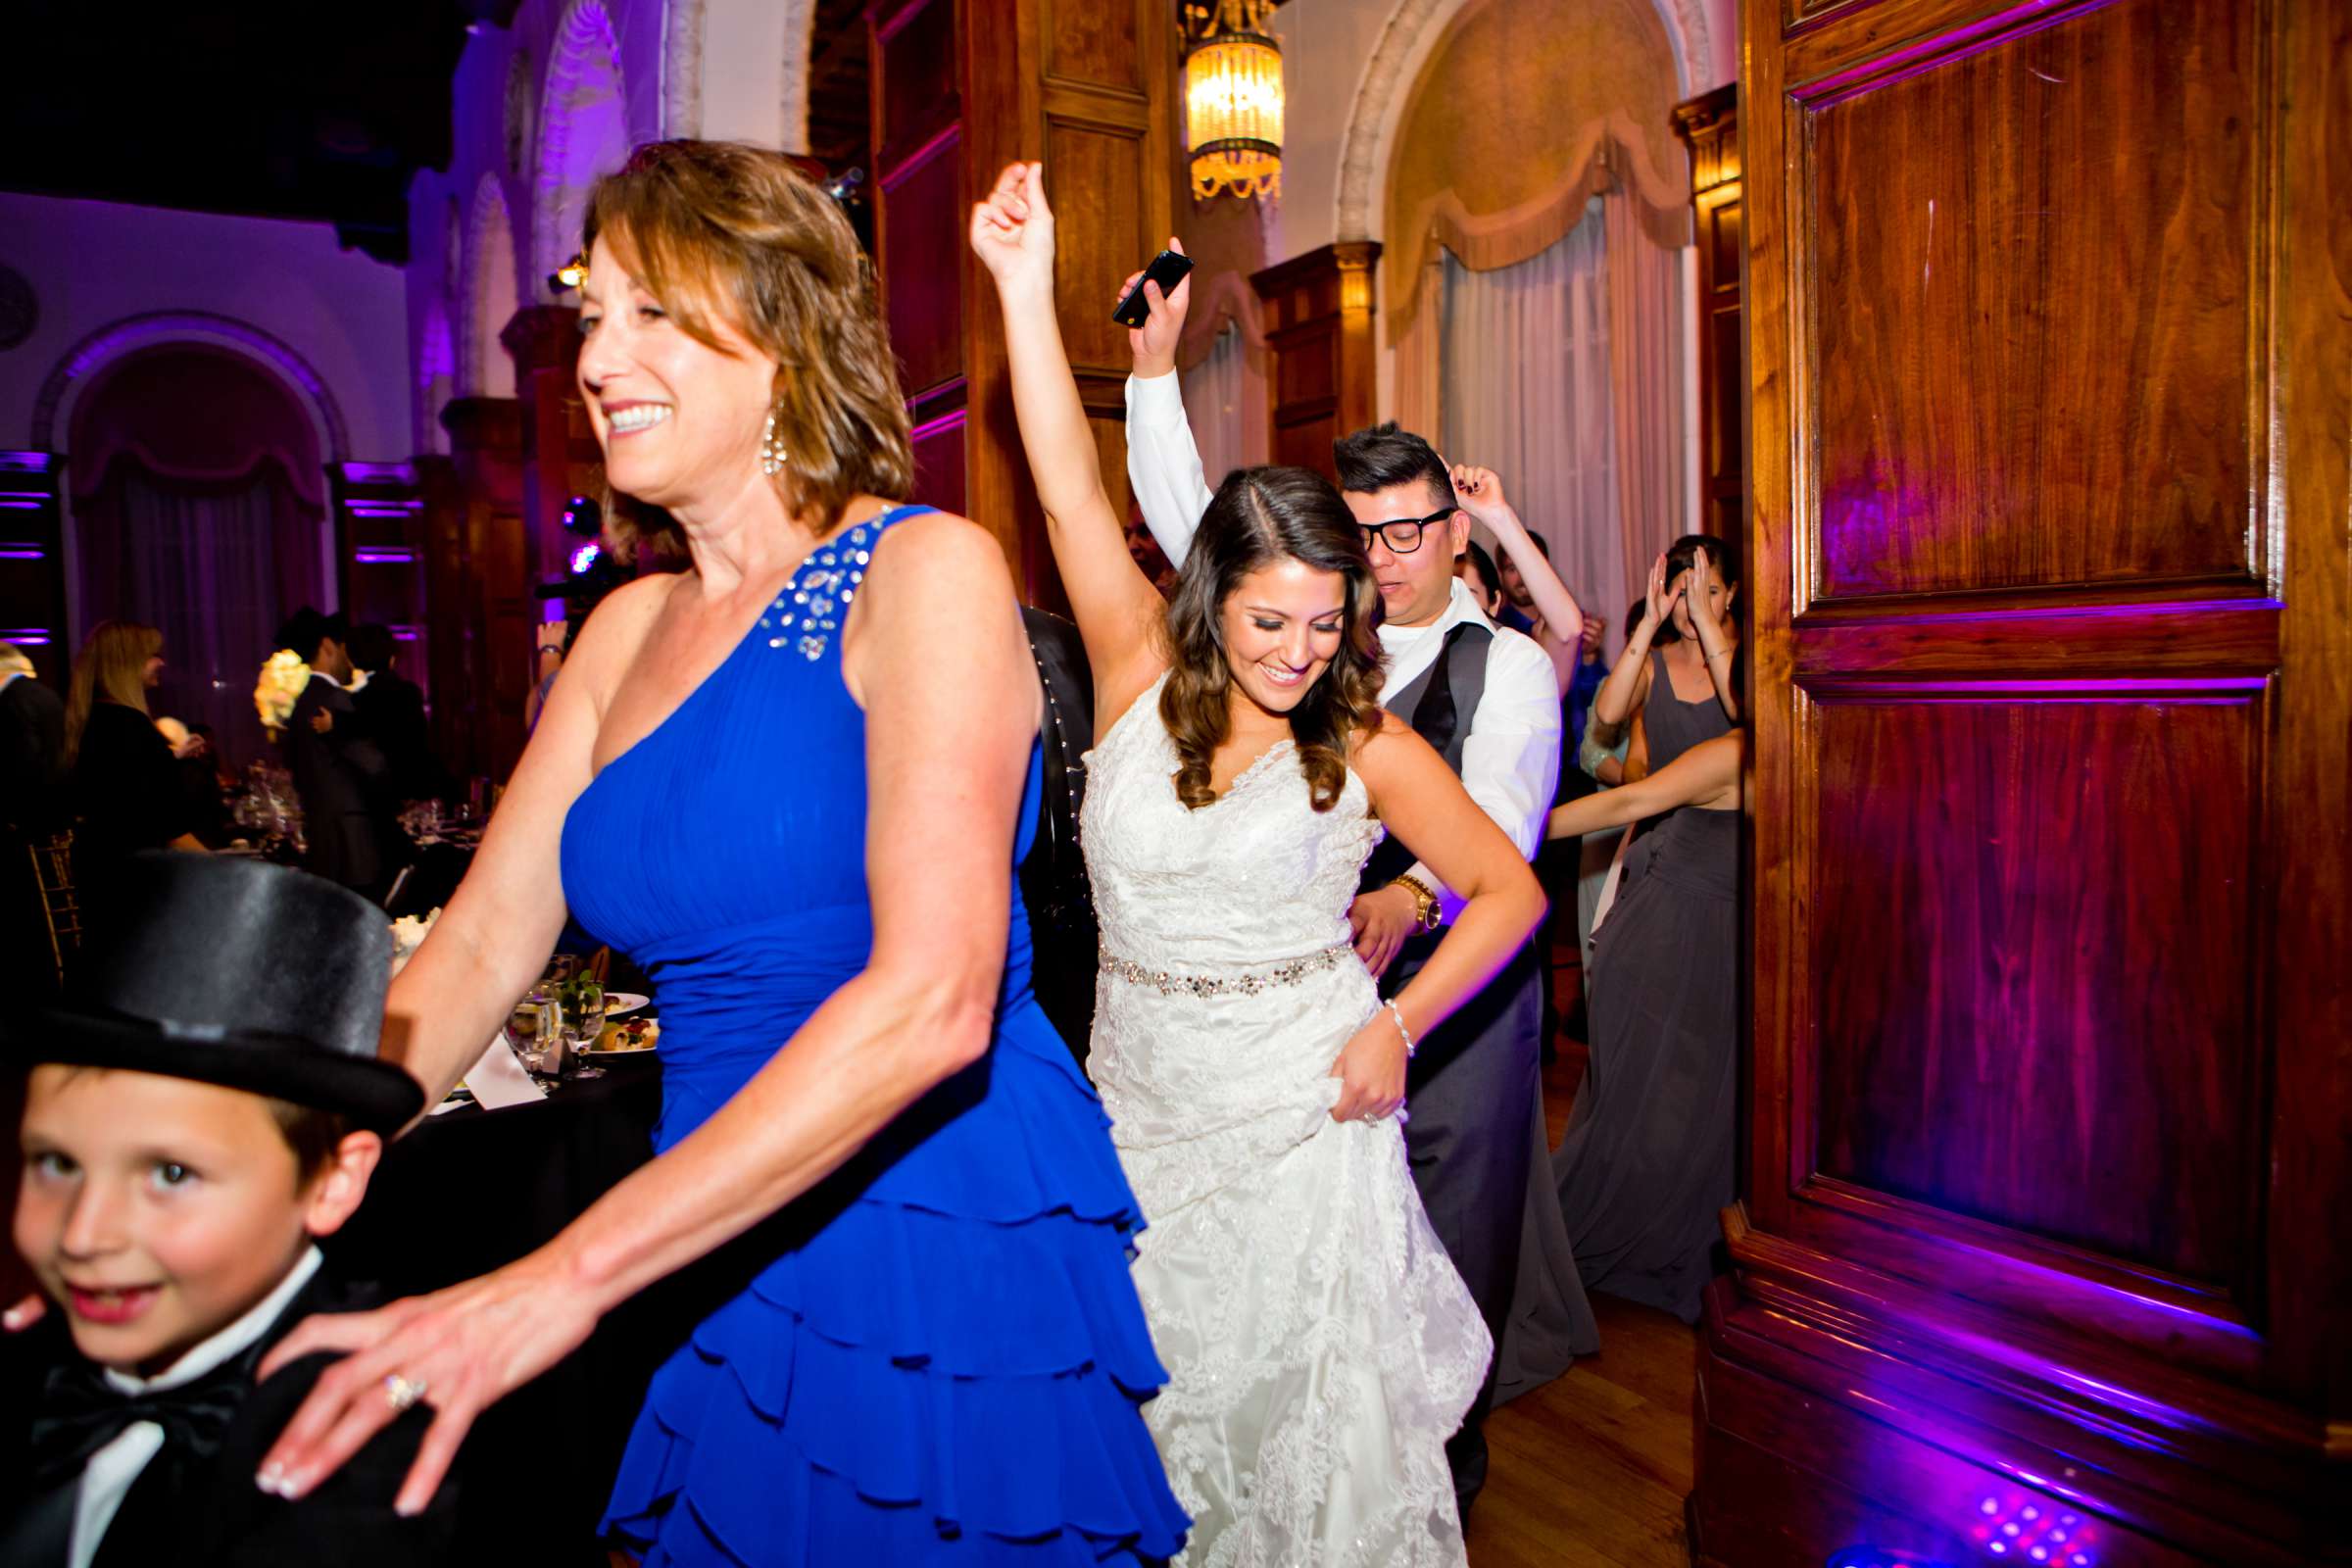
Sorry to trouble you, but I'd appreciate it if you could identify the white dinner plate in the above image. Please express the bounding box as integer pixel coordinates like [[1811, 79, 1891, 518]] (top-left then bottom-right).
[[602, 992, 651, 1016]]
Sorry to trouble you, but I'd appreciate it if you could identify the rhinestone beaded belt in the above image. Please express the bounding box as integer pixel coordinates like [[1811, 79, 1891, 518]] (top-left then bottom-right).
[[1099, 941, 1354, 998]]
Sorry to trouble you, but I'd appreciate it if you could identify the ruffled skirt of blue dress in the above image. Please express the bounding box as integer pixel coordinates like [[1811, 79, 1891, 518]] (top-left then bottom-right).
[[599, 1012, 1190, 1566]]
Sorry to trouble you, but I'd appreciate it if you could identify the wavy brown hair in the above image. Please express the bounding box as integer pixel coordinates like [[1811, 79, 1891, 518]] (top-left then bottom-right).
[[64, 620, 161, 767], [582, 140, 912, 552], [1161, 466, 1386, 812]]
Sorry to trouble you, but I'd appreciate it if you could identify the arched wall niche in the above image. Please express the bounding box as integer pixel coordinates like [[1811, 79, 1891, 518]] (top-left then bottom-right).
[[1333, 0, 1704, 249], [1377, 0, 1688, 320], [466, 173, 522, 397], [535, 0, 631, 296], [33, 310, 348, 466]]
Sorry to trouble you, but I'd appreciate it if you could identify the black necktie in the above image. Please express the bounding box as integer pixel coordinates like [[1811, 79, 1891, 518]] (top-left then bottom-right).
[[1408, 623, 1477, 758]]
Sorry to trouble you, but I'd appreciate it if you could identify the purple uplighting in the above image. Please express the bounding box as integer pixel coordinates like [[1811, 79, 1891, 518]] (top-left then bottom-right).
[[1971, 1494, 2096, 1565], [0, 546, 45, 559], [353, 548, 416, 564], [1, 629, 53, 646]]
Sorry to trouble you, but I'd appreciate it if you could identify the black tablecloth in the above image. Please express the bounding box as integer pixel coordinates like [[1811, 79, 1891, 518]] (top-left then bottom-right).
[[325, 1058, 670, 1565]]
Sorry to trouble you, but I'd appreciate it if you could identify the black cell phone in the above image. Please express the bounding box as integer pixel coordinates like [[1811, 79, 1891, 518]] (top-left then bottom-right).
[[1111, 249, 1195, 327]]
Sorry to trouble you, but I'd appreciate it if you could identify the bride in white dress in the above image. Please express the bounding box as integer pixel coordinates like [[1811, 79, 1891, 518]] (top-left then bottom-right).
[[972, 163, 1547, 1566]]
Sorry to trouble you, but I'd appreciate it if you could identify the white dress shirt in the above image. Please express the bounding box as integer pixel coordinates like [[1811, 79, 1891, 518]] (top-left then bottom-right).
[[69, 1247, 323, 1568], [1124, 371, 1562, 920]]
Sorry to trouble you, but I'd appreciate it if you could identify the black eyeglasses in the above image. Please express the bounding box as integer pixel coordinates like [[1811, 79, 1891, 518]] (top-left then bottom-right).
[[1359, 505, 1458, 555]]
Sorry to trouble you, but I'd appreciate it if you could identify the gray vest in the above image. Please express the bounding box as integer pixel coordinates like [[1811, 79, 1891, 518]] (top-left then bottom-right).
[[1360, 621, 1493, 891]]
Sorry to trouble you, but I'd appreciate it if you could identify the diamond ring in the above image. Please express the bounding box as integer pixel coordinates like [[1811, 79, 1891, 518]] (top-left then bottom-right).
[[383, 1373, 428, 1412]]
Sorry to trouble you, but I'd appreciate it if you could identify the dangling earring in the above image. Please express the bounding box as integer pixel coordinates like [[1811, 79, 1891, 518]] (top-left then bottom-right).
[[760, 408, 789, 476]]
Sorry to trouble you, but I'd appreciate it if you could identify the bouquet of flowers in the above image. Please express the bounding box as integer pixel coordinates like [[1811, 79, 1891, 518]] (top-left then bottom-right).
[[389, 906, 442, 977], [254, 649, 310, 734]]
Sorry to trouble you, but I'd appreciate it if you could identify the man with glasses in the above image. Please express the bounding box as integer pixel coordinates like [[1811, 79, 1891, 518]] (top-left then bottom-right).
[[1122, 271, 1587, 1520]]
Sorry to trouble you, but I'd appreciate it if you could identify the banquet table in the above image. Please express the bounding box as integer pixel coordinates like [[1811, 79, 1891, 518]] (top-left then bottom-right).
[[324, 1054, 671, 1563]]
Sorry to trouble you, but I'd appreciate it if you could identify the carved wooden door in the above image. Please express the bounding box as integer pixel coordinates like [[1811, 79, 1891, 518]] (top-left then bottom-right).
[[1704, 1, 2348, 1562]]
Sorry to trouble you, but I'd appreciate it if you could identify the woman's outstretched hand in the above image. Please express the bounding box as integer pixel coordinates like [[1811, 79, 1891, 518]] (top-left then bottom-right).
[[969, 161, 1055, 294], [253, 1253, 598, 1516]]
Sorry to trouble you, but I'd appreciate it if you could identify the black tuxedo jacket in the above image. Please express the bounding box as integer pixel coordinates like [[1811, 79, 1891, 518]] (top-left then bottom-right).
[[284, 675, 392, 894], [0, 1271, 460, 1568], [0, 673, 67, 835], [351, 670, 451, 806]]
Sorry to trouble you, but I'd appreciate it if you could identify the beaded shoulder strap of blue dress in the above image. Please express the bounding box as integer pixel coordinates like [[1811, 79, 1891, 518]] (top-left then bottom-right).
[[758, 503, 938, 662]]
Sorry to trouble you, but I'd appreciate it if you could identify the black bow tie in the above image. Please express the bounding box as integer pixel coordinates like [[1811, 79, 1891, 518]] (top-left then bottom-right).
[[27, 1353, 250, 1486]]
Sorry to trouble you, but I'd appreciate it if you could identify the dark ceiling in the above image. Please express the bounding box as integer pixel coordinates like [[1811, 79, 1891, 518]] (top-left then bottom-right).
[[0, 0, 878, 268], [0, 0, 516, 264]]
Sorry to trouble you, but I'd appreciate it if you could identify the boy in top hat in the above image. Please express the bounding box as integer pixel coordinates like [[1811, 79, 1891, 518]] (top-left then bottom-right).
[[0, 853, 457, 1567]]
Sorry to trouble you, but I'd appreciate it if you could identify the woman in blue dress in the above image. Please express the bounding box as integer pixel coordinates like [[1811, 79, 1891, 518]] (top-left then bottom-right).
[[253, 141, 1188, 1565]]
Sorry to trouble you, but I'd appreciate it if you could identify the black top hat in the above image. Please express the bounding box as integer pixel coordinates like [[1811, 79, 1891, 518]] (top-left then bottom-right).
[[3, 855, 423, 1131]]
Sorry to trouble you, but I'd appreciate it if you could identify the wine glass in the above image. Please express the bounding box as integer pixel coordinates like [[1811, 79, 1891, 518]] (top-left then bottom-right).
[[562, 979, 608, 1080], [508, 990, 558, 1077]]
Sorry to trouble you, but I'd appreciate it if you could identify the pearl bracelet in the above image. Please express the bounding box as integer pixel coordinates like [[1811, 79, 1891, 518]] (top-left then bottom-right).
[[1386, 1000, 1417, 1057]]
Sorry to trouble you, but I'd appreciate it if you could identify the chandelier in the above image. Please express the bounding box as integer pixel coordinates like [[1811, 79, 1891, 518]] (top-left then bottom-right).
[[1184, 0, 1283, 201]]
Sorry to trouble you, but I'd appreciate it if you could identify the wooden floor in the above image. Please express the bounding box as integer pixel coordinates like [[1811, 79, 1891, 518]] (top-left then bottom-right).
[[1466, 975, 1704, 1568]]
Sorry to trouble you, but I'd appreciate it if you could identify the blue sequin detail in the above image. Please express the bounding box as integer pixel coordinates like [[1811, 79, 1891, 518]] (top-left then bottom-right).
[[767, 521, 872, 662]]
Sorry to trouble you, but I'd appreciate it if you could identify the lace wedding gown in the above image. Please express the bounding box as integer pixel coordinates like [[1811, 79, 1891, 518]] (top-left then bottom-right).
[[1083, 675, 1491, 1567]]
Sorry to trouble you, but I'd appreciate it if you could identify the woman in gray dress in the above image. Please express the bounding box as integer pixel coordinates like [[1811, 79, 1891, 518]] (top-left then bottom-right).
[[1537, 730, 1742, 1324]]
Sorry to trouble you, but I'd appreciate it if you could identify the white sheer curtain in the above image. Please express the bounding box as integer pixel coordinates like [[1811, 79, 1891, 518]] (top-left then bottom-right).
[[1181, 321, 1249, 493], [1439, 200, 1633, 631]]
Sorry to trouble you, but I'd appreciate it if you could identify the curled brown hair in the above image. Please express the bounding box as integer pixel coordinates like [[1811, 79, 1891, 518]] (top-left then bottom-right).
[[1161, 467, 1386, 812], [582, 140, 912, 550]]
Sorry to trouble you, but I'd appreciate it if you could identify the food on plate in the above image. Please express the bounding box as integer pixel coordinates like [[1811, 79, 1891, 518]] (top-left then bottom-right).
[[595, 1017, 660, 1054]]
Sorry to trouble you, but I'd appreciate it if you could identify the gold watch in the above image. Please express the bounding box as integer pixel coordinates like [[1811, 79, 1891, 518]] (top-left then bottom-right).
[[1390, 874, 1443, 932]]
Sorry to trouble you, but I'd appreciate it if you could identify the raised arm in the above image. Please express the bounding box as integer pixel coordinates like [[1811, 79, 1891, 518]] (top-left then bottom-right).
[[1121, 240, 1211, 568], [257, 514, 1041, 1513], [970, 161, 1167, 722], [1546, 730, 1741, 840], [1592, 552, 1673, 734], [1682, 543, 1740, 722], [1449, 465, 1583, 688]]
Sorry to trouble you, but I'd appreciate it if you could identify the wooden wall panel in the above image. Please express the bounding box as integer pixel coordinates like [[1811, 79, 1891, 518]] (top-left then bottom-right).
[[1251, 242, 1380, 484], [870, 0, 1169, 606], [1043, 119, 1147, 374], [0, 452, 67, 686], [909, 409, 966, 515], [1810, 691, 2262, 1289], [1702, 0, 2348, 1561], [880, 133, 965, 401], [1045, 0, 1141, 91], [1807, 0, 2262, 600]]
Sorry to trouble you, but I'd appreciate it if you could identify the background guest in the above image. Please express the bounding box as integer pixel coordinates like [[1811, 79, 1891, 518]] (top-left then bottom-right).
[[1457, 540, 1506, 617], [0, 641, 69, 994], [0, 642, 65, 840], [154, 715, 235, 848], [276, 608, 395, 899], [349, 623, 453, 806], [1452, 469, 1591, 701], [63, 621, 206, 932], [1588, 534, 1740, 779], [1123, 499, 1178, 597]]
